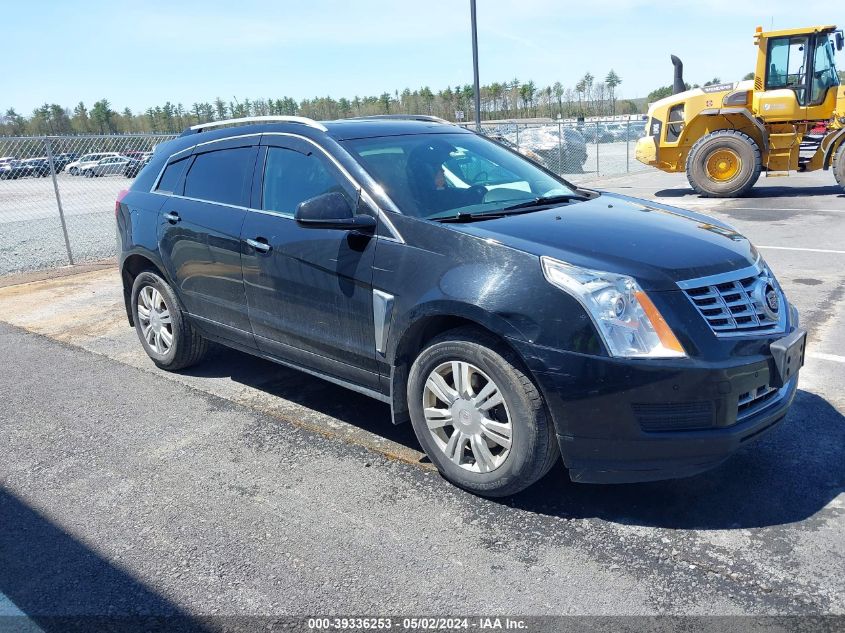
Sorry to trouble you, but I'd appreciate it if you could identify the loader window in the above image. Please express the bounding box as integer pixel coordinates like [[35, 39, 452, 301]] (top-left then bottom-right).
[[766, 36, 809, 105]]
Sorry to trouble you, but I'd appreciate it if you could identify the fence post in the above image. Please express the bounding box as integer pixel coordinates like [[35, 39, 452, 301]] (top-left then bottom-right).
[[595, 124, 600, 176], [557, 122, 563, 176], [626, 120, 630, 173], [515, 124, 520, 150], [44, 137, 74, 266]]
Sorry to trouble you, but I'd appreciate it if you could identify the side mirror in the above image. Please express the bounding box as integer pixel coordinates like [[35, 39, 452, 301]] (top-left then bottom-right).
[[294, 191, 376, 232], [836, 31, 844, 51]]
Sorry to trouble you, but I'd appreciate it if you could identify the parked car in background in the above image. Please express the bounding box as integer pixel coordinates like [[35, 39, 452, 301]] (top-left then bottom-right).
[[20, 158, 51, 177], [124, 152, 153, 178], [66, 152, 121, 175], [488, 135, 548, 167], [84, 155, 134, 177], [0, 160, 36, 180], [499, 125, 588, 173], [52, 152, 79, 173]]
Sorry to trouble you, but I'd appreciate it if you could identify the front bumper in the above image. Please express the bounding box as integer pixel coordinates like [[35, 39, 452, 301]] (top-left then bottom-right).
[[509, 338, 800, 484]]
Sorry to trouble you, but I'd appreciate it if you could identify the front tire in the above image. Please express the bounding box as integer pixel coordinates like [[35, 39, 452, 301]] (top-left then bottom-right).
[[407, 327, 558, 497], [834, 142, 845, 192], [131, 271, 209, 371], [686, 130, 762, 198]]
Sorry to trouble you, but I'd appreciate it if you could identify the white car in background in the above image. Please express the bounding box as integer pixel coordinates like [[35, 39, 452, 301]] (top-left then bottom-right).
[[83, 156, 134, 177], [65, 152, 121, 175]]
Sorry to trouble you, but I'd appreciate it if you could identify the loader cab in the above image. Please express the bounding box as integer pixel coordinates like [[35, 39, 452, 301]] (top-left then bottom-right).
[[754, 25, 842, 121]]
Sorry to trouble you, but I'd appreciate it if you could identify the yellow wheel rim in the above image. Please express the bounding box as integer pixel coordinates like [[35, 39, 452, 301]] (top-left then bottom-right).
[[705, 149, 742, 182]]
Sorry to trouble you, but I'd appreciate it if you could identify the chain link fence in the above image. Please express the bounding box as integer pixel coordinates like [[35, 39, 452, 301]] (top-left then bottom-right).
[[471, 118, 649, 182], [0, 121, 648, 275], [0, 134, 177, 275]]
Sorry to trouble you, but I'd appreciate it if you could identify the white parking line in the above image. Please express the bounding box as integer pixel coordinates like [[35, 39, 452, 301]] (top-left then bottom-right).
[[757, 245, 845, 255], [727, 207, 845, 214], [808, 352, 845, 364]]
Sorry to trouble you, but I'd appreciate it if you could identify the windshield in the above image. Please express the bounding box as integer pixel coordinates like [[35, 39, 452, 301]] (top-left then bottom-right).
[[343, 133, 575, 220]]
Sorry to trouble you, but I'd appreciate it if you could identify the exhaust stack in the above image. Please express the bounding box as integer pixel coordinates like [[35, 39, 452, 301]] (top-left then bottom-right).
[[671, 55, 685, 95]]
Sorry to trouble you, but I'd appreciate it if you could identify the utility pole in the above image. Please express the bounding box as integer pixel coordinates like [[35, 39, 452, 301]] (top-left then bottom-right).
[[470, 0, 482, 131]]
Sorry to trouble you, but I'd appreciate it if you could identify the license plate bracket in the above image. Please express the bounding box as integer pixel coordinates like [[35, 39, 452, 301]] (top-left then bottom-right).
[[769, 329, 806, 388]]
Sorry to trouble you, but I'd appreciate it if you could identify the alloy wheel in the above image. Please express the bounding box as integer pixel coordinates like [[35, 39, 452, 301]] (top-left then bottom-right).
[[137, 285, 173, 355], [422, 361, 512, 473]]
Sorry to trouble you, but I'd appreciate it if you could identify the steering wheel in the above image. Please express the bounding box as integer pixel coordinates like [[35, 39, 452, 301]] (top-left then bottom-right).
[[468, 184, 487, 202]]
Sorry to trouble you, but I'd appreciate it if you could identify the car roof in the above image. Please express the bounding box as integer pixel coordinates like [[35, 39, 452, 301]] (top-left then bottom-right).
[[154, 117, 474, 162]]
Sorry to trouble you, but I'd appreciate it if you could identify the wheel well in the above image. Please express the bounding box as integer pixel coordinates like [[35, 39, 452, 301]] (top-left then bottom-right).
[[681, 115, 766, 167], [121, 254, 164, 326], [389, 315, 524, 425]]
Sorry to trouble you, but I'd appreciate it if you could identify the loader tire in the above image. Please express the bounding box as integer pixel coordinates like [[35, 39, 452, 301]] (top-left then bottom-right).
[[834, 142, 845, 192], [686, 130, 762, 198]]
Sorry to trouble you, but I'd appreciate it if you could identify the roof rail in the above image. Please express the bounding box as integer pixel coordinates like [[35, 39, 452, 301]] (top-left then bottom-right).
[[351, 115, 451, 125], [184, 115, 328, 135]]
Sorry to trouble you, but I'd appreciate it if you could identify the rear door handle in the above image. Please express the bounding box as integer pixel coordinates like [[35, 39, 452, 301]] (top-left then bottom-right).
[[163, 211, 180, 223], [246, 237, 272, 253]]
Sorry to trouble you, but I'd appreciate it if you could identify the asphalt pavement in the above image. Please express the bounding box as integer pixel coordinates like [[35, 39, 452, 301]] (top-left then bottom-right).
[[0, 170, 843, 628]]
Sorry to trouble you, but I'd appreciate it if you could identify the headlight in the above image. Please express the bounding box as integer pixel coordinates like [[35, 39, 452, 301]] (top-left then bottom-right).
[[541, 256, 686, 358]]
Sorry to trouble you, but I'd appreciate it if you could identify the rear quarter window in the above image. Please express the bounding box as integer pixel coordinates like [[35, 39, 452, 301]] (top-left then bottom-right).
[[153, 157, 190, 194]]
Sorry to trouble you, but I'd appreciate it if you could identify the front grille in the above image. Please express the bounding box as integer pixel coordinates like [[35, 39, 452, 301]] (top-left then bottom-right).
[[633, 401, 714, 432], [737, 384, 779, 420], [680, 266, 784, 336]]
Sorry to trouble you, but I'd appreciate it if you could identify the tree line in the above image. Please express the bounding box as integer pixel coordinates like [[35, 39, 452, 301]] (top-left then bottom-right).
[[0, 71, 638, 136]]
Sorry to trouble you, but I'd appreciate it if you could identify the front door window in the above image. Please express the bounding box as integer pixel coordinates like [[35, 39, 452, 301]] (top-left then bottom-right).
[[767, 36, 809, 105]]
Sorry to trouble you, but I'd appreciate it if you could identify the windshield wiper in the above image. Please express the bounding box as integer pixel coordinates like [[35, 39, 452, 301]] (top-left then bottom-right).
[[501, 194, 586, 211], [434, 211, 508, 223]]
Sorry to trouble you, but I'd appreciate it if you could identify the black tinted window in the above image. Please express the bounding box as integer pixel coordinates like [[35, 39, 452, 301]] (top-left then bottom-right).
[[184, 147, 254, 206], [262, 147, 349, 216], [155, 157, 189, 194]]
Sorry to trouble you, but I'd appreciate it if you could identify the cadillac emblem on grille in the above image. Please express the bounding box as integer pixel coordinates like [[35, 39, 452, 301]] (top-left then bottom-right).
[[766, 287, 779, 312], [752, 278, 780, 321]]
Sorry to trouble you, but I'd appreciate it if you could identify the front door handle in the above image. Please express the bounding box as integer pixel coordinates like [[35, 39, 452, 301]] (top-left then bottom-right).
[[246, 237, 272, 253], [163, 211, 180, 223]]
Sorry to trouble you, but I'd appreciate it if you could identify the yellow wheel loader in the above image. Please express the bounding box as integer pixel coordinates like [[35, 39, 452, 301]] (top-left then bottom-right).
[[636, 25, 845, 197]]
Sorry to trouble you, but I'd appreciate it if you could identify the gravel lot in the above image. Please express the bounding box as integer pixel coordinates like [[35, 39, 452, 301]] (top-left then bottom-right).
[[0, 169, 843, 629], [0, 172, 126, 274]]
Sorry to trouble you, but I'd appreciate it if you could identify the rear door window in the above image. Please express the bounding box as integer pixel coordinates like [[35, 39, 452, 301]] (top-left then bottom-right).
[[183, 147, 255, 207]]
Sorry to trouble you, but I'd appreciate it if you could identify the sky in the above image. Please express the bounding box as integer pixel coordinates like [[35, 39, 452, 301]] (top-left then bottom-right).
[[2, 0, 840, 115]]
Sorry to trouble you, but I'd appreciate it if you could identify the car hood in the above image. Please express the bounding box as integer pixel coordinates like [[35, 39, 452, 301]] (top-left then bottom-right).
[[449, 192, 759, 291]]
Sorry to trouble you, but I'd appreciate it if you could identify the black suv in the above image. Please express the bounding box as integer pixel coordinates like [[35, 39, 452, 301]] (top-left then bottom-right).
[[117, 115, 806, 496]]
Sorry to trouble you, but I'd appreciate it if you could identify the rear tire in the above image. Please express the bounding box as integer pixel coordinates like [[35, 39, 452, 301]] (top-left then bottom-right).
[[686, 130, 762, 198], [834, 142, 845, 192], [131, 271, 209, 371], [407, 327, 559, 497]]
